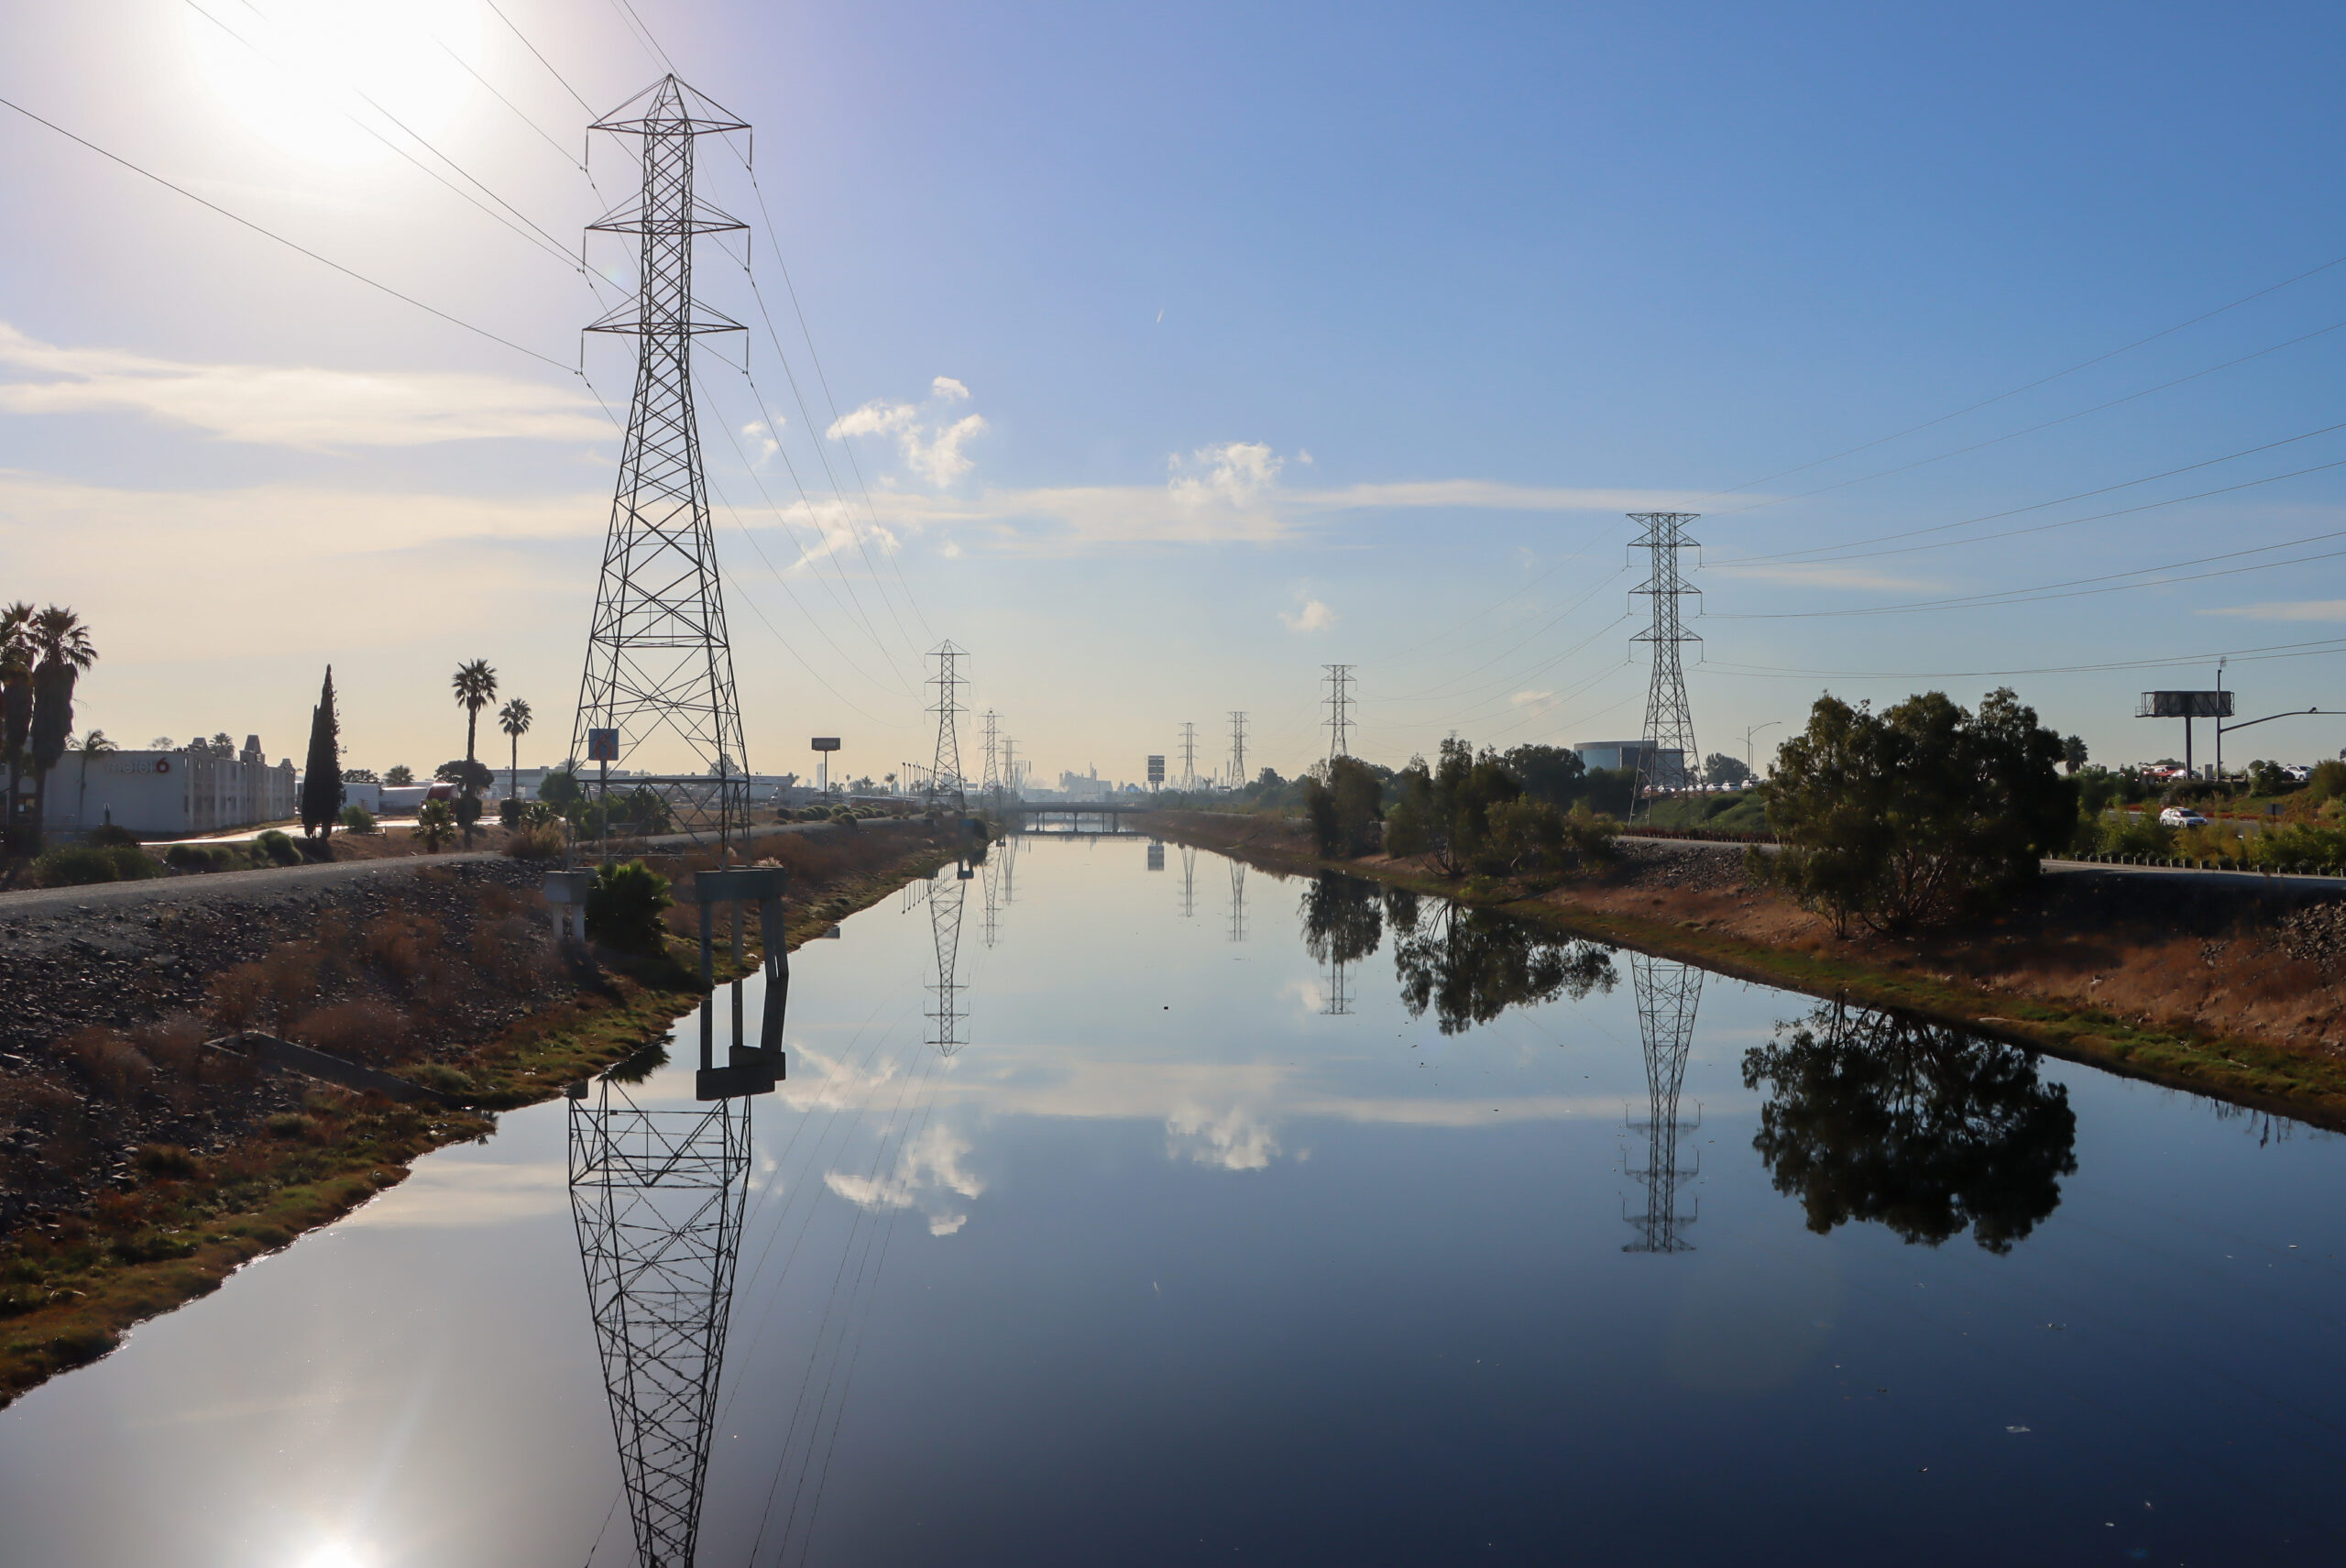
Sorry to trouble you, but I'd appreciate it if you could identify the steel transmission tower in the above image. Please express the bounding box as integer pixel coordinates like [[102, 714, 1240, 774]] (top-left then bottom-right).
[[568, 1081, 751, 1566], [1178, 721, 1199, 790], [1227, 711, 1248, 789], [980, 708, 1002, 796], [926, 869, 969, 1055], [1001, 735, 1020, 798], [1323, 664, 1355, 761], [1628, 511, 1702, 819], [1623, 954, 1704, 1253], [926, 641, 968, 807], [572, 77, 753, 850]]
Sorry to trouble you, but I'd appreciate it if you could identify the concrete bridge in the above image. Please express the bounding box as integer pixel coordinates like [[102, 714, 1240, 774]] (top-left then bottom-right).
[[1003, 798, 1153, 833]]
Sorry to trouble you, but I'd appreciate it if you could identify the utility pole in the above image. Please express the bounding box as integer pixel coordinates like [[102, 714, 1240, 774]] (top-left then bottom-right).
[[570, 76, 752, 856], [1323, 664, 1354, 762], [1178, 720, 1198, 790], [1227, 710, 1248, 789], [927, 641, 968, 809], [1628, 511, 1702, 820]]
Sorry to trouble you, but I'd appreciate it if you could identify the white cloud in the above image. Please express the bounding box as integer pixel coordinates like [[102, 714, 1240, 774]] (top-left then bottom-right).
[[0, 323, 608, 448], [2199, 600, 2346, 621], [1169, 441, 1282, 509], [741, 417, 784, 465], [1279, 595, 1336, 632], [827, 380, 986, 488], [1509, 689, 1554, 708], [826, 1122, 983, 1236]]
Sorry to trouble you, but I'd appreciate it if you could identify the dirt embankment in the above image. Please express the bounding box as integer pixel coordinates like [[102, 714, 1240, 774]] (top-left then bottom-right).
[[0, 817, 957, 1407], [1139, 808, 2346, 1125]]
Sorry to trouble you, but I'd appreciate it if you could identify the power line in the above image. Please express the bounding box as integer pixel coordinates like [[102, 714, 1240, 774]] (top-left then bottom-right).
[[481, 0, 594, 112], [1699, 632, 2346, 681], [0, 92, 571, 370]]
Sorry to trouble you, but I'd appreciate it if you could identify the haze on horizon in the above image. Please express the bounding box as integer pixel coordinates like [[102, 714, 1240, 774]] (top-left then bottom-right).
[[5, 0, 2346, 785]]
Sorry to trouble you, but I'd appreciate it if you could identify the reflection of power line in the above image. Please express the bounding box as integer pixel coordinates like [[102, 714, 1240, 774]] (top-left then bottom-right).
[[1623, 954, 1703, 1254], [927, 871, 969, 1055], [568, 1082, 751, 1567], [1227, 859, 1247, 943]]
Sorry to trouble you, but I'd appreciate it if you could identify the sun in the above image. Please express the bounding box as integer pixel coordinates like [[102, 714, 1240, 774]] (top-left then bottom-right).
[[183, 0, 487, 169]]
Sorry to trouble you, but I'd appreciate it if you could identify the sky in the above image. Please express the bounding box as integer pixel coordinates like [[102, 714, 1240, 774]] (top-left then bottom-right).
[[7, 1, 2346, 785]]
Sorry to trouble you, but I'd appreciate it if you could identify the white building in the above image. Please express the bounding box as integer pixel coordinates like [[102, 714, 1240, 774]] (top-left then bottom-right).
[[29, 737, 297, 838]]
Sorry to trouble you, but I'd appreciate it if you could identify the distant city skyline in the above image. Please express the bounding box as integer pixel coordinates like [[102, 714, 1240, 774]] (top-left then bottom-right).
[[7, 1, 2346, 784]]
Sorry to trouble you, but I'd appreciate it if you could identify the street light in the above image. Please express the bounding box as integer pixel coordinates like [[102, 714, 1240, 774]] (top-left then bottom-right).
[[1744, 721, 1781, 779]]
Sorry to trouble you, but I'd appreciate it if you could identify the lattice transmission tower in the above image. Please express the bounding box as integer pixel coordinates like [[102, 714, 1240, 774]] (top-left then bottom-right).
[[1227, 710, 1247, 789], [980, 708, 1002, 797], [1623, 953, 1704, 1253], [926, 641, 968, 808], [572, 76, 752, 851], [568, 1082, 751, 1567], [1628, 511, 1702, 820], [1323, 664, 1354, 761], [1178, 721, 1198, 790]]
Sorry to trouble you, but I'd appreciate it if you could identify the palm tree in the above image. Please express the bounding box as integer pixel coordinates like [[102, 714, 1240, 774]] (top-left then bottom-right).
[[28, 607, 96, 847], [0, 603, 32, 855], [450, 659, 497, 843], [72, 729, 116, 828], [498, 696, 532, 806]]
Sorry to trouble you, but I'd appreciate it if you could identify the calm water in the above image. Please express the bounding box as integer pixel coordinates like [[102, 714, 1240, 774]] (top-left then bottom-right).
[[2, 838, 2342, 1568]]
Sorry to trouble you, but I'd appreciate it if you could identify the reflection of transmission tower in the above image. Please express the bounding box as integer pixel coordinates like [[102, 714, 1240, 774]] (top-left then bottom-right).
[[1178, 844, 1197, 918], [1628, 511, 1702, 819], [1178, 721, 1198, 789], [1322, 958, 1353, 1015], [980, 844, 1003, 948], [1623, 953, 1704, 1253], [980, 708, 1001, 797], [568, 1082, 751, 1567], [1227, 858, 1247, 942], [927, 871, 969, 1055], [1323, 663, 1354, 761], [927, 642, 969, 807], [1227, 711, 1247, 789], [571, 76, 752, 851]]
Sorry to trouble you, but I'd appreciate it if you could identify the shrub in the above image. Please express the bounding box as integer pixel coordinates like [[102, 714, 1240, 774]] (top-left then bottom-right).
[[89, 824, 141, 848], [2309, 760, 2346, 805], [254, 829, 301, 866], [415, 799, 456, 851], [586, 859, 674, 954], [410, 1062, 476, 1096], [132, 1144, 197, 1179], [504, 822, 566, 861], [498, 797, 523, 828], [33, 843, 162, 886], [340, 803, 378, 834], [59, 1027, 156, 1102], [166, 842, 253, 873]]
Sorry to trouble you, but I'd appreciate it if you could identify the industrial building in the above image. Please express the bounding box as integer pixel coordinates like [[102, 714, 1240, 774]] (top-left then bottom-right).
[[23, 736, 297, 839]]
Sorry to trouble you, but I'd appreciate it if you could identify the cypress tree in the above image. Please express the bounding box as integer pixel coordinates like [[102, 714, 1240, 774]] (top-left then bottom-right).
[[301, 665, 343, 839]]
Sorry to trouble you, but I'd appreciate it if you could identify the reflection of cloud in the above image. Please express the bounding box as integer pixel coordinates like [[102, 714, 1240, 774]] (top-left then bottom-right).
[[826, 1123, 983, 1236], [339, 1159, 565, 1229], [1166, 1104, 1277, 1170], [779, 1044, 902, 1112]]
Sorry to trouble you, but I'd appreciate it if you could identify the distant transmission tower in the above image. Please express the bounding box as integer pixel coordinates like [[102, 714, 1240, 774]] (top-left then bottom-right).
[[1628, 511, 1701, 820], [980, 708, 1002, 796], [1001, 735, 1020, 798], [1178, 721, 1199, 790], [1623, 954, 1703, 1253], [927, 641, 968, 808], [572, 76, 752, 852], [1227, 710, 1248, 788], [1322, 664, 1355, 761]]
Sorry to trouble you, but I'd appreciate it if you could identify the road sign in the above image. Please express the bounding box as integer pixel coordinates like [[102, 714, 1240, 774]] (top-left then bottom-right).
[[586, 728, 619, 762]]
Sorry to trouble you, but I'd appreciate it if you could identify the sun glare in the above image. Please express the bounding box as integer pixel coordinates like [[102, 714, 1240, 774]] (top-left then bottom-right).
[[184, 0, 486, 168], [295, 1542, 371, 1568]]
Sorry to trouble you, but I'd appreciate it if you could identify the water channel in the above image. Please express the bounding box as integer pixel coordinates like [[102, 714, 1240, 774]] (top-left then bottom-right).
[[2, 836, 2342, 1566]]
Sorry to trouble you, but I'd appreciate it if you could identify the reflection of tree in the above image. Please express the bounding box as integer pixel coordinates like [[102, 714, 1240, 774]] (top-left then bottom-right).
[[1392, 903, 1615, 1035], [1740, 1003, 2077, 1253], [1300, 872, 1384, 965]]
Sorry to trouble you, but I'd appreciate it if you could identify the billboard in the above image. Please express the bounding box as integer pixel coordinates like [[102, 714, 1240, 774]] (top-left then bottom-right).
[[1146, 754, 1166, 784], [2137, 692, 2233, 719], [810, 737, 841, 752]]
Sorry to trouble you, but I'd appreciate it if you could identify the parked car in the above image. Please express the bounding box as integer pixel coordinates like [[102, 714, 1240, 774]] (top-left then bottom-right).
[[2159, 806, 2209, 828], [2285, 764, 2313, 784]]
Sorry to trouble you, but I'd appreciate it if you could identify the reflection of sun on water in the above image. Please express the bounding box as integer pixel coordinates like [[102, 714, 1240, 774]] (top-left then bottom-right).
[[183, 0, 484, 167]]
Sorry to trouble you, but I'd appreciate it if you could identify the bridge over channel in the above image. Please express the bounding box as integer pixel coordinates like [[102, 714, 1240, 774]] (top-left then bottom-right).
[[1002, 798, 1155, 834]]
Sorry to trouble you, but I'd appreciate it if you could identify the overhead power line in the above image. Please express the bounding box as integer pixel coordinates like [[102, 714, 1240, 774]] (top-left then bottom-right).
[[1700, 632, 2346, 681], [0, 92, 571, 370]]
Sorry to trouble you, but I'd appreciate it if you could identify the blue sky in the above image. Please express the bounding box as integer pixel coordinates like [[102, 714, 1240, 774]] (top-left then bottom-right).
[[5, 1, 2346, 783]]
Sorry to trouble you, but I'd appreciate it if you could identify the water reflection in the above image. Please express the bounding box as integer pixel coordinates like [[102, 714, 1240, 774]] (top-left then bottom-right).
[[1227, 857, 1248, 942], [927, 867, 970, 1056], [1741, 1002, 2079, 1253], [1389, 896, 1616, 1035], [567, 1085, 751, 1567], [1624, 956, 1703, 1253], [1300, 872, 1382, 1016]]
